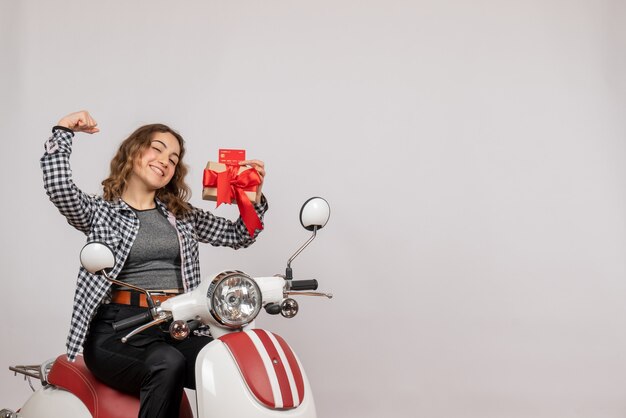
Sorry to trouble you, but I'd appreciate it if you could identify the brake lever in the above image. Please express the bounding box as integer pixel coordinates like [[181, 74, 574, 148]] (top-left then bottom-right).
[[285, 291, 333, 299], [121, 311, 172, 343]]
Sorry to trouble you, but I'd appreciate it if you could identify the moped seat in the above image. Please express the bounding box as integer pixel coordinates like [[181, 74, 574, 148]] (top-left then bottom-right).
[[47, 355, 193, 418]]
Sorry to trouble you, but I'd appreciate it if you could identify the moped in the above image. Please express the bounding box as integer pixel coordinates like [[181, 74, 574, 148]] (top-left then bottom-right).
[[1, 197, 332, 418]]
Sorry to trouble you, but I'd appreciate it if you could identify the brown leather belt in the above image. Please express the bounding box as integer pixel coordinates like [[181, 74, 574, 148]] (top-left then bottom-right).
[[111, 290, 178, 308]]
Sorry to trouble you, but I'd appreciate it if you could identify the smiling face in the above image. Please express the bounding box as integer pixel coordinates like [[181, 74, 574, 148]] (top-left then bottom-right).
[[129, 131, 181, 191]]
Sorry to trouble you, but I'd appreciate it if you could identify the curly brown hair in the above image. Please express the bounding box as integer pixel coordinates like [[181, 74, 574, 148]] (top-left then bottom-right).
[[101, 124, 192, 217]]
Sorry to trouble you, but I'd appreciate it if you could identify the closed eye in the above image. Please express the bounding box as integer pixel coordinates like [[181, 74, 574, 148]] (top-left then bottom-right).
[[150, 140, 179, 166]]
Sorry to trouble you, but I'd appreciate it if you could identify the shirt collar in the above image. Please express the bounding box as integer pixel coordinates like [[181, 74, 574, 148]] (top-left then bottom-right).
[[110, 197, 170, 217]]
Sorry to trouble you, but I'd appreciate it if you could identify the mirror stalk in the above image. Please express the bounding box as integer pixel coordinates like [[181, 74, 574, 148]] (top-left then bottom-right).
[[286, 226, 317, 280], [101, 270, 158, 316]]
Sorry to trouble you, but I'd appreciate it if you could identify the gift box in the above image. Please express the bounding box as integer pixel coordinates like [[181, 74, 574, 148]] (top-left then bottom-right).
[[202, 161, 258, 203], [202, 151, 263, 237]]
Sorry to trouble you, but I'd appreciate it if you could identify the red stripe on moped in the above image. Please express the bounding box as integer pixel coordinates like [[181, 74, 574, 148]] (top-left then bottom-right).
[[220, 332, 275, 408], [272, 332, 305, 402], [252, 329, 295, 407], [220, 330, 305, 409]]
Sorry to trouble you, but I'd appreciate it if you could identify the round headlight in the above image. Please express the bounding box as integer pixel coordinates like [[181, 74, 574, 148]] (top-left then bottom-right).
[[207, 271, 261, 328]]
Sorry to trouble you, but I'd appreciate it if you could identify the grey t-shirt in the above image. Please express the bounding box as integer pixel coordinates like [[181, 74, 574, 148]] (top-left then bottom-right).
[[116, 207, 183, 291]]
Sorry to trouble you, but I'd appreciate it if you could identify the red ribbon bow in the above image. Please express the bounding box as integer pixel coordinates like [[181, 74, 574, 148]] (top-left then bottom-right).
[[203, 165, 263, 237]]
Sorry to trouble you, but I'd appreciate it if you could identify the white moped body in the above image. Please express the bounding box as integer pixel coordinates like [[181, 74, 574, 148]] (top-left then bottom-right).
[[13, 327, 316, 418], [19, 386, 91, 417], [3, 197, 331, 418]]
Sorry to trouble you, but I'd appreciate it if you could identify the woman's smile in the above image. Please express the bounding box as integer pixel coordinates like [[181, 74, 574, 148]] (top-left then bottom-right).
[[129, 132, 181, 190]]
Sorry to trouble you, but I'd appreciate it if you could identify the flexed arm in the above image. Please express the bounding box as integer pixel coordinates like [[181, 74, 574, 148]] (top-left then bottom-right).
[[41, 111, 101, 234], [56, 110, 100, 134]]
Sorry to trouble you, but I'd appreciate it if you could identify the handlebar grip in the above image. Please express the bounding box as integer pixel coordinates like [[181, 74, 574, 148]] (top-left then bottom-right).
[[290, 279, 318, 291], [112, 311, 153, 332]]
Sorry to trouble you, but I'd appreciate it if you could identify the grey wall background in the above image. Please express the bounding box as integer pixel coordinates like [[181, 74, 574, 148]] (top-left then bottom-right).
[[1, 1, 625, 417]]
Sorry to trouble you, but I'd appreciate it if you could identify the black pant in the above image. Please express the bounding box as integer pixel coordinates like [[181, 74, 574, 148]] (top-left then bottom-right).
[[83, 303, 212, 418]]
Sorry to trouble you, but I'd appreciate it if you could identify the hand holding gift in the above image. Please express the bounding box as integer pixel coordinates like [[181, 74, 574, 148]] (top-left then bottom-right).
[[238, 159, 265, 204], [202, 149, 266, 237]]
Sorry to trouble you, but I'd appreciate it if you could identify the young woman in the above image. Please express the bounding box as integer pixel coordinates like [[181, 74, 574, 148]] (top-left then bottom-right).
[[41, 110, 268, 418]]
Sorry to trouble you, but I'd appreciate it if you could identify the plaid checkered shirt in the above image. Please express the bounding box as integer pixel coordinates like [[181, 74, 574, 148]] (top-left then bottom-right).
[[41, 128, 268, 361]]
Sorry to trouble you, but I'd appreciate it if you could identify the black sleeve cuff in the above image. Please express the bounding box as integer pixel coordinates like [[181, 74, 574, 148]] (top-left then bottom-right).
[[52, 125, 75, 136]]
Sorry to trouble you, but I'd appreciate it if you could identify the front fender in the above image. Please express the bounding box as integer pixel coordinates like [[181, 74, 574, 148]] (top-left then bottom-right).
[[196, 330, 316, 418]]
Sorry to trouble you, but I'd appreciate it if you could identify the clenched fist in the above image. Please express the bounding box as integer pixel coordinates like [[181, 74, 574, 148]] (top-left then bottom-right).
[[57, 110, 99, 134]]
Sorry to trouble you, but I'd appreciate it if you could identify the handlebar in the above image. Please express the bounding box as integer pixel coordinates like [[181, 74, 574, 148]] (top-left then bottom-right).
[[112, 311, 153, 332], [289, 279, 318, 291]]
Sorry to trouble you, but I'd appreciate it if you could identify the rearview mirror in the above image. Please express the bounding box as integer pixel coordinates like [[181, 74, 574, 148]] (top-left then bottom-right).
[[299, 197, 330, 231], [80, 242, 115, 274]]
